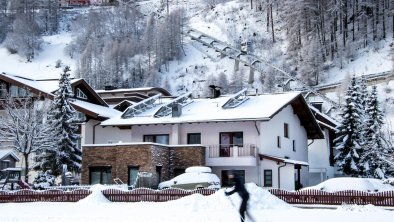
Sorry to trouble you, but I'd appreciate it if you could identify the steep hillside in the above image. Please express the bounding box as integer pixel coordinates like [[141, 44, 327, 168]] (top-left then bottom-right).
[[0, 0, 393, 129]]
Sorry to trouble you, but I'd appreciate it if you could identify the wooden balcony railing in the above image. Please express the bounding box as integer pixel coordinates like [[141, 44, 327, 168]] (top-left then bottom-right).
[[208, 144, 256, 158]]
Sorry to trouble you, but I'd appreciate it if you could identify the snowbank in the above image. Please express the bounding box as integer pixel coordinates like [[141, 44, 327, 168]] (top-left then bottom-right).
[[166, 183, 291, 211], [77, 184, 111, 204], [337, 204, 385, 212], [303, 177, 394, 192]]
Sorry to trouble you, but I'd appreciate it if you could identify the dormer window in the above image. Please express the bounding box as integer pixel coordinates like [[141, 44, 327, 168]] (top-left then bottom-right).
[[76, 88, 87, 99]]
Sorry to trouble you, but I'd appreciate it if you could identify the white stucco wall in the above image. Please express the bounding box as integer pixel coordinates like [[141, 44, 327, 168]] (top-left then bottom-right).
[[83, 120, 132, 144], [260, 105, 308, 162], [308, 128, 335, 185], [87, 121, 260, 147]]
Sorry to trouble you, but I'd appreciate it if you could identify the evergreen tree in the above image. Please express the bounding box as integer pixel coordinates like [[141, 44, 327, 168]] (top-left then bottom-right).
[[334, 76, 363, 177], [359, 86, 394, 178], [358, 75, 368, 147], [34, 67, 82, 176]]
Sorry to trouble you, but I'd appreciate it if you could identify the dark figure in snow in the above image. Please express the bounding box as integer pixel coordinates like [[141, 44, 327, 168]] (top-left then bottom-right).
[[225, 170, 250, 222]]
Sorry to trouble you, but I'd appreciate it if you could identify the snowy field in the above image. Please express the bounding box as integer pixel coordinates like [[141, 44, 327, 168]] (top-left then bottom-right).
[[1, 184, 393, 222]]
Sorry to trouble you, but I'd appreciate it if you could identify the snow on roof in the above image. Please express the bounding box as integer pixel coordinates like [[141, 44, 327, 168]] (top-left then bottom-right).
[[71, 100, 121, 119], [1, 73, 80, 94], [185, 166, 212, 173], [101, 92, 301, 126], [0, 149, 20, 161], [260, 154, 309, 166], [303, 177, 394, 192], [96, 87, 156, 93], [309, 106, 340, 126]]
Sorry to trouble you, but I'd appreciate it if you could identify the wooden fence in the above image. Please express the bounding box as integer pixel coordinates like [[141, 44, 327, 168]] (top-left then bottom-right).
[[269, 189, 394, 206], [1, 188, 394, 206], [0, 189, 92, 203], [0, 188, 216, 203]]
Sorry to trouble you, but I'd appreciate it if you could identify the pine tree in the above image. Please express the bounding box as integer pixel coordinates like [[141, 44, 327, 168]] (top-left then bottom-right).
[[34, 67, 82, 176], [359, 86, 394, 179], [358, 75, 368, 147], [334, 76, 363, 177]]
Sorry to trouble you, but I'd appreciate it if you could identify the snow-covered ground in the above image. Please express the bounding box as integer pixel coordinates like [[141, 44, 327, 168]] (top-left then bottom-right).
[[303, 177, 394, 192], [0, 33, 76, 79], [1, 184, 393, 222]]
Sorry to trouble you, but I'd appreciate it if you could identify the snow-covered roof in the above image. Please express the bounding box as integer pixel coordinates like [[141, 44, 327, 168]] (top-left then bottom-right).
[[102, 92, 301, 126], [309, 106, 340, 127], [96, 87, 171, 96], [259, 154, 309, 166], [96, 87, 157, 93], [71, 100, 121, 119], [0, 72, 80, 95], [0, 149, 20, 161]]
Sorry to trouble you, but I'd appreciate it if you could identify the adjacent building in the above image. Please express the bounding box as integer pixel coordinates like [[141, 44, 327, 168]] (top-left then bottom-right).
[[0, 72, 119, 182]]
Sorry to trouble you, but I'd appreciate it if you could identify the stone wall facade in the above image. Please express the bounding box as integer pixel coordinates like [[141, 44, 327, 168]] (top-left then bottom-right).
[[81, 143, 205, 187]]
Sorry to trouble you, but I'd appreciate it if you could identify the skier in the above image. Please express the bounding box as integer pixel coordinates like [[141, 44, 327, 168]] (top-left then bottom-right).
[[225, 170, 250, 222]]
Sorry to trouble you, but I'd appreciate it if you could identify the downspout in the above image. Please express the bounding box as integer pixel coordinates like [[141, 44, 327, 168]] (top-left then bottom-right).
[[254, 121, 260, 135], [277, 162, 287, 189], [92, 122, 101, 144], [254, 121, 261, 186]]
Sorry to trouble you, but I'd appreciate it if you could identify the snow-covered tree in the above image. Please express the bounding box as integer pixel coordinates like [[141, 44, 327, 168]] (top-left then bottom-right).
[[334, 76, 363, 177], [3, 16, 42, 61], [34, 67, 82, 176], [0, 95, 52, 182], [33, 170, 55, 190], [359, 86, 394, 179]]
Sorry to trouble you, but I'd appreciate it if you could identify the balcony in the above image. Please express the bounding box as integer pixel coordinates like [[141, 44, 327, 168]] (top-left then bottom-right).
[[206, 144, 257, 167]]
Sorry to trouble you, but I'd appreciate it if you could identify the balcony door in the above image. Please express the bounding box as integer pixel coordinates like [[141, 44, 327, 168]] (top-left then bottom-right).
[[219, 132, 243, 157]]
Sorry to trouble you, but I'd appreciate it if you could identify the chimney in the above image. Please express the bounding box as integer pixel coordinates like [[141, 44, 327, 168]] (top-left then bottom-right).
[[172, 103, 182, 117], [208, 85, 221, 98], [311, 102, 323, 112]]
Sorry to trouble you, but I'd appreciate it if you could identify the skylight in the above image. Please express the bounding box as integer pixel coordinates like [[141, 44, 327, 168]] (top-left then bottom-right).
[[122, 94, 162, 119], [222, 88, 249, 109], [154, 92, 193, 118]]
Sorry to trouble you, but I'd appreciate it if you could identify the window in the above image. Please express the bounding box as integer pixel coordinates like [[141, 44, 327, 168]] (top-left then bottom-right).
[[76, 88, 88, 99], [9, 85, 18, 97], [221, 170, 245, 187], [187, 133, 201, 144], [292, 140, 296, 152], [277, 136, 281, 148], [1, 160, 10, 170], [89, 167, 111, 185], [284, 123, 289, 138], [264, 170, 273, 187], [219, 132, 243, 157], [173, 168, 185, 177], [143, 134, 169, 145], [128, 166, 139, 186], [0, 83, 6, 98]]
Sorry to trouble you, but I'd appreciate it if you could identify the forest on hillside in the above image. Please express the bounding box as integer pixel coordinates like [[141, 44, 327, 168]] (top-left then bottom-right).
[[0, 0, 393, 91]]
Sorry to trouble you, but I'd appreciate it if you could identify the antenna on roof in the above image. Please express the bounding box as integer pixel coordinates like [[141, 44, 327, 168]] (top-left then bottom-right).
[[121, 94, 162, 119], [154, 92, 193, 118], [222, 88, 249, 109]]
